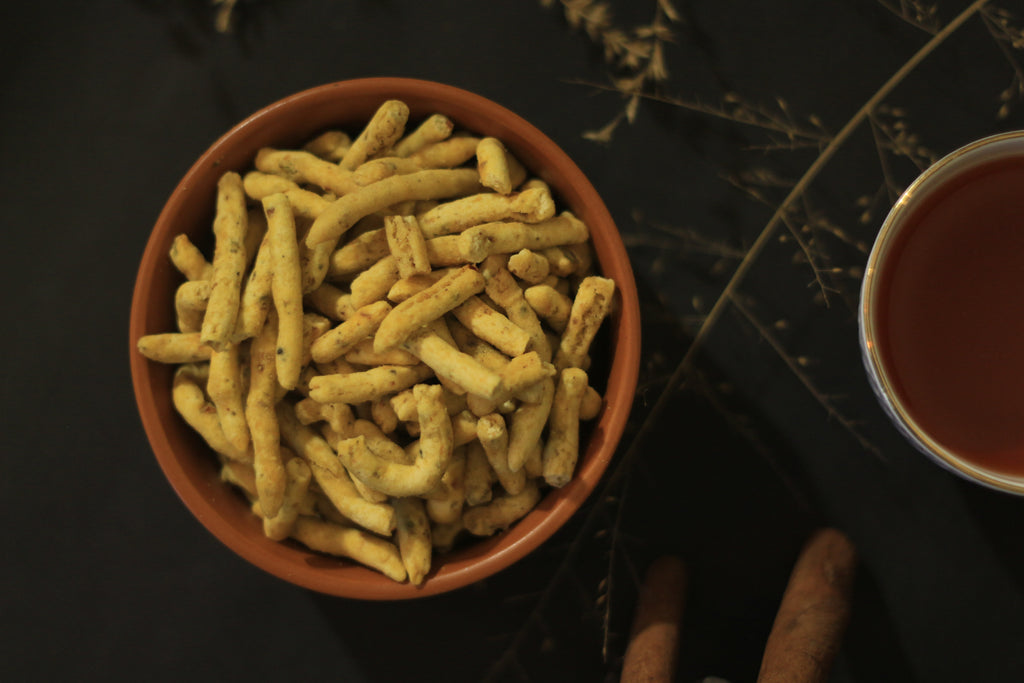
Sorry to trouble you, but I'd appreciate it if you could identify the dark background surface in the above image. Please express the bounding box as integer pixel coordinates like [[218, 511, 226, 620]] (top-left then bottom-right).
[[5, 1, 1024, 681]]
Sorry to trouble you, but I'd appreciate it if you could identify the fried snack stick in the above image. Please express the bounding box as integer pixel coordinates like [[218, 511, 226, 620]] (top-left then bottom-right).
[[406, 136, 481, 169], [507, 376, 556, 473], [171, 367, 249, 463], [553, 276, 616, 371], [337, 384, 453, 497], [175, 280, 210, 333], [373, 265, 486, 352], [507, 248, 550, 284], [232, 232, 274, 342], [263, 193, 304, 389], [137, 332, 213, 363], [261, 453, 311, 541], [462, 479, 541, 536], [255, 148, 361, 196], [425, 447, 466, 524], [457, 212, 589, 261], [484, 262, 551, 361], [246, 312, 286, 518], [339, 99, 410, 170], [391, 385, 467, 423], [757, 528, 857, 683], [476, 137, 515, 194], [242, 171, 332, 220], [349, 255, 401, 309], [304, 282, 356, 322], [466, 351, 556, 416], [169, 233, 214, 281], [621, 556, 688, 683], [416, 185, 556, 239], [276, 402, 396, 536], [393, 113, 454, 157], [384, 214, 431, 278], [344, 338, 420, 367], [303, 129, 351, 161], [319, 424, 389, 504], [394, 497, 432, 586], [308, 364, 433, 405], [401, 325, 503, 400], [291, 517, 407, 583], [524, 283, 572, 333], [200, 171, 249, 351], [305, 168, 482, 250], [450, 296, 531, 358], [477, 413, 525, 495], [310, 300, 392, 364], [463, 440, 496, 506], [207, 342, 250, 455], [327, 228, 391, 278], [542, 368, 588, 487]]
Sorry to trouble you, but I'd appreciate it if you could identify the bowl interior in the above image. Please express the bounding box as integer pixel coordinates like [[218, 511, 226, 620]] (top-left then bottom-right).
[[130, 78, 641, 599]]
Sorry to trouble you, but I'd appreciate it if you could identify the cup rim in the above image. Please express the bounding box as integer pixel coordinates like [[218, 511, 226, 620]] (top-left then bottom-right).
[[859, 129, 1024, 495]]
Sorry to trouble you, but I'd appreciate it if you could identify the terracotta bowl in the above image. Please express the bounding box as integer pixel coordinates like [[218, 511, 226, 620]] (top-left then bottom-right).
[[129, 78, 641, 600]]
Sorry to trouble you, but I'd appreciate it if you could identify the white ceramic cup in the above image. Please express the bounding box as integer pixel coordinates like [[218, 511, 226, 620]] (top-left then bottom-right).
[[859, 130, 1024, 495]]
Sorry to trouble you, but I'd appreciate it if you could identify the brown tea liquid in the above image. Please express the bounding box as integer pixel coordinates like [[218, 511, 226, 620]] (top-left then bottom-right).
[[876, 156, 1024, 476]]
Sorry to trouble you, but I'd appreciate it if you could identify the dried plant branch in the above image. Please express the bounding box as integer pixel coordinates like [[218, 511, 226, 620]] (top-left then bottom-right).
[[981, 6, 1024, 119], [876, 0, 941, 34], [729, 295, 881, 457]]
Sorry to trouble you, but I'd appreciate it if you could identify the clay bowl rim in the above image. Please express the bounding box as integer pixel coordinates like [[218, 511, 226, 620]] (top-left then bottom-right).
[[129, 77, 641, 600]]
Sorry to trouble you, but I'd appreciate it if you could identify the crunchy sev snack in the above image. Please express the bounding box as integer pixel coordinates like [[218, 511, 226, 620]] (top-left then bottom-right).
[[137, 101, 619, 584]]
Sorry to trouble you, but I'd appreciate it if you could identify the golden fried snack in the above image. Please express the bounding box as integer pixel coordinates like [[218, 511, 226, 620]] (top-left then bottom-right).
[[231, 232, 273, 342], [276, 402, 396, 536], [390, 386, 467, 422], [207, 343, 250, 456], [308, 364, 433, 405], [169, 233, 214, 281], [263, 193, 304, 389], [506, 376, 556, 472], [242, 171, 332, 220], [463, 480, 541, 536], [336, 384, 453, 497], [304, 282, 356, 322], [425, 447, 466, 523], [484, 263, 551, 361], [303, 129, 351, 161], [327, 228, 390, 278], [384, 214, 431, 278], [477, 413, 526, 495], [310, 300, 392, 364], [507, 248, 551, 284], [457, 212, 589, 261], [401, 324, 502, 399], [246, 313, 286, 518], [348, 258, 399, 312], [580, 384, 603, 421], [463, 440, 496, 506], [255, 148, 361, 196], [394, 497, 432, 585], [171, 367, 249, 463], [542, 368, 589, 488], [305, 168, 482, 249], [424, 233, 489, 266], [174, 280, 210, 333], [386, 270, 451, 303], [220, 459, 258, 500], [417, 185, 556, 240], [476, 137, 514, 195], [466, 351, 556, 416], [523, 283, 572, 333], [406, 135, 481, 169], [373, 265, 485, 352], [344, 338, 420, 366], [339, 99, 410, 170], [554, 275, 616, 371], [319, 424, 390, 504], [393, 113, 454, 157], [200, 172, 249, 351], [450, 296, 531, 358], [291, 517, 407, 583], [137, 332, 213, 364], [262, 453, 311, 541]]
